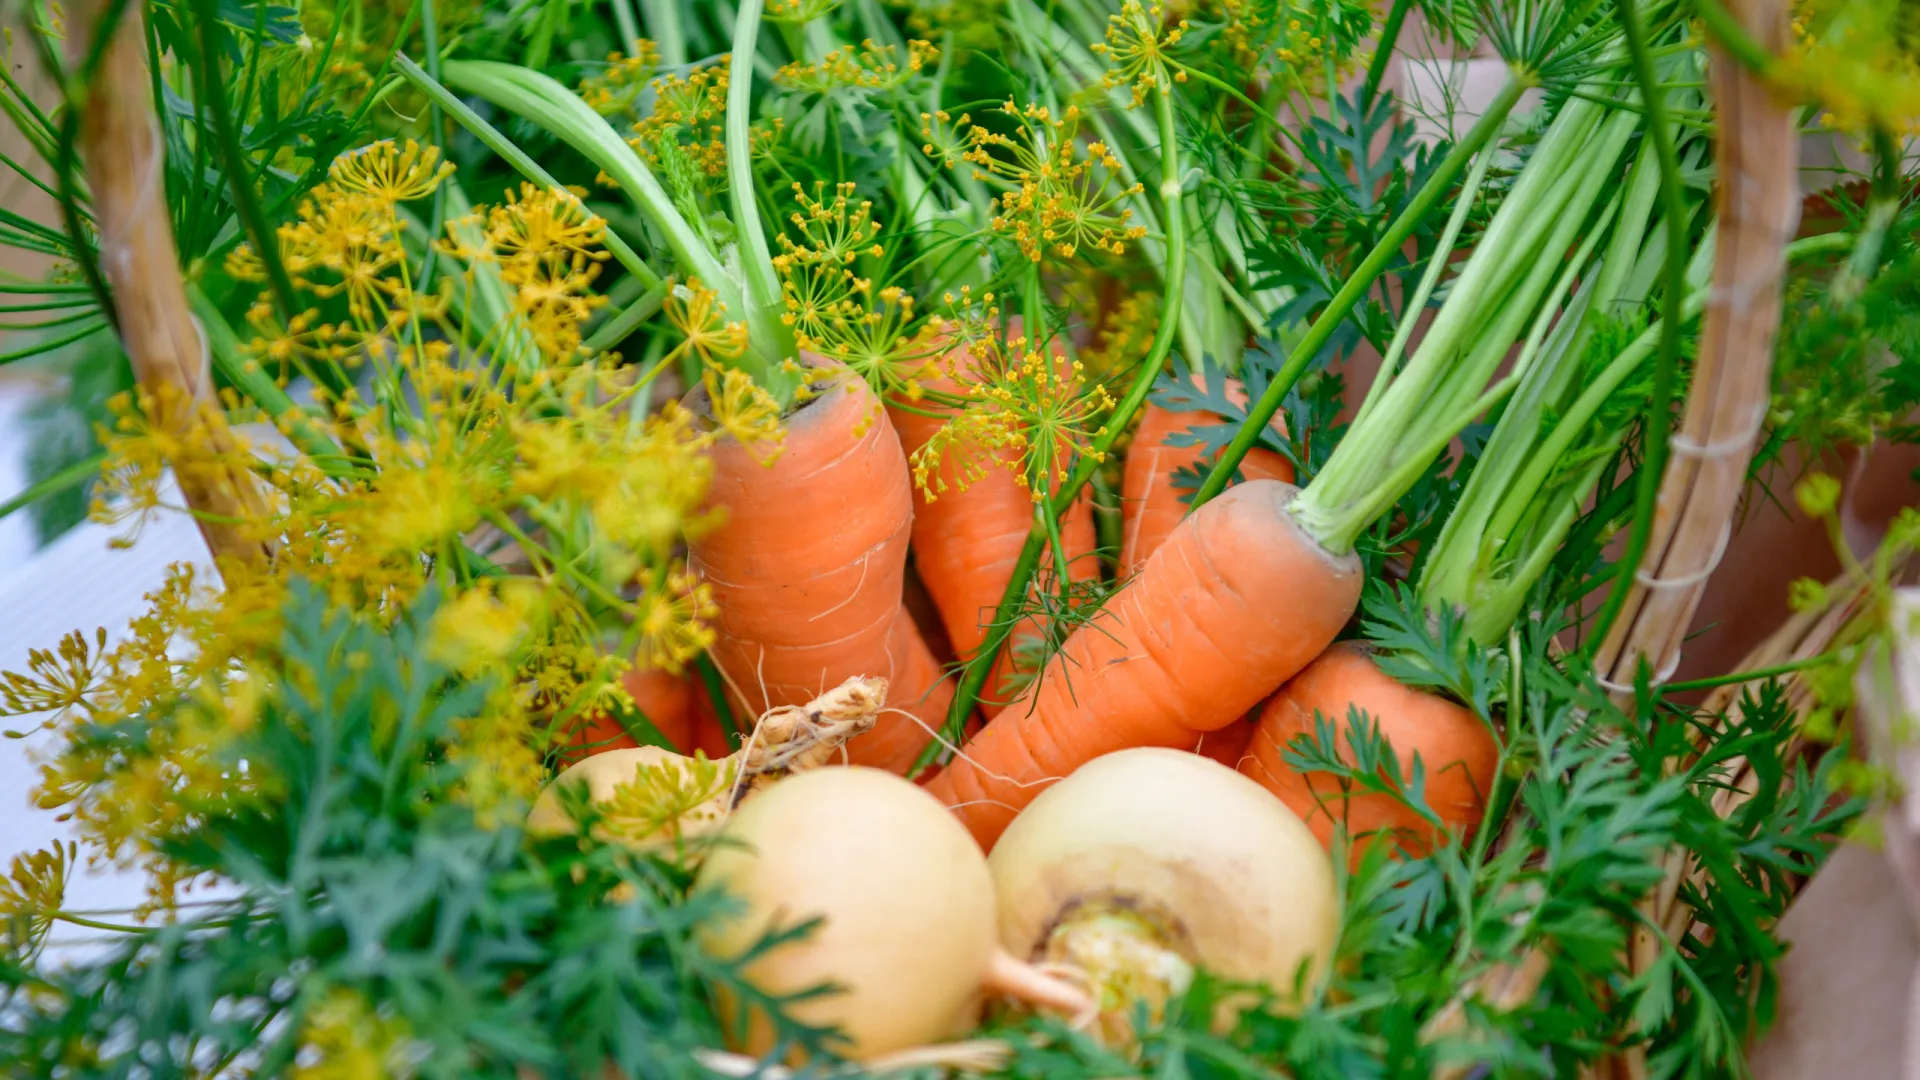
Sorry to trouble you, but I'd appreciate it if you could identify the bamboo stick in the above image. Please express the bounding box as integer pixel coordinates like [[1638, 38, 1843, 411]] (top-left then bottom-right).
[[68, 0, 271, 570], [1590, 0, 1798, 697]]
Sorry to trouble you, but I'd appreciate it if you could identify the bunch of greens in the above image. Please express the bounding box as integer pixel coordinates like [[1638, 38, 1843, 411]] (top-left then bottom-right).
[[0, 582, 825, 1078]]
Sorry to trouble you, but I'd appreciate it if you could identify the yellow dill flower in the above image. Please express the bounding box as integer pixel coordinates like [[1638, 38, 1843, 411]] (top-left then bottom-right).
[[292, 988, 416, 1080], [634, 570, 718, 673], [90, 386, 269, 551], [0, 842, 74, 962], [272, 183, 407, 323], [329, 138, 455, 202], [775, 39, 936, 94], [630, 62, 731, 178], [769, 181, 928, 389], [1774, 0, 1920, 136], [663, 278, 749, 368], [813, 283, 941, 400], [962, 103, 1147, 263], [703, 359, 787, 465], [914, 331, 1115, 501], [579, 38, 662, 116], [766, 0, 844, 21], [428, 578, 545, 675], [1091, 0, 1191, 107]]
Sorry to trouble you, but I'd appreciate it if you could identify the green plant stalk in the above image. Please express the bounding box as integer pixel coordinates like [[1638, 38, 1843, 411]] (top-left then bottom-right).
[[694, 652, 742, 744], [917, 77, 1192, 771], [1288, 98, 1635, 557], [582, 282, 668, 355], [1362, 0, 1414, 106], [1188, 76, 1530, 511], [415, 0, 449, 293], [1351, 146, 1497, 428], [186, 284, 352, 472], [1417, 185, 1631, 624], [608, 0, 641, 50], [0, 319, 108, 363], [1585, 0, 1690, 652], [395, 55, 660, 290], [191, 0, 299, 320], [723, 0, 799, 404], [0, 451, 104, 523], [639, 0, 686, 66]]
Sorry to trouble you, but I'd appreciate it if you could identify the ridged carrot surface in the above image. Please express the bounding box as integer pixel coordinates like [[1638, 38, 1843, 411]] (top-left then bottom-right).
[[1241, 642, 1498, 863], [1120, 380, 1293, 572], [926, 480, 1363, 848], [690, 367, 953, 774], [888, 332, 1097, 718]]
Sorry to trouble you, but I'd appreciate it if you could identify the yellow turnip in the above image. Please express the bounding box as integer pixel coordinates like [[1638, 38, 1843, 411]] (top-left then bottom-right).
[[692, 766, 1089, 1061], [988, 747, 1339, 1039]]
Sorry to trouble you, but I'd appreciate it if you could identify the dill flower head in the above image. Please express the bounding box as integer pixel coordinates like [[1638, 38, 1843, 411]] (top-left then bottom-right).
[[328, 138, 455, 203], [663, 278, 750, 369], [765, 0, 844, 21], [1775, 0, 1920, 136], [913, 324, 1116, 501], [579, 38, 663, 117], [964, 102, 1148, 263], [775, 39, 937, 95], [630, 62, 731, 179], [1091, 0, 1191, 107]]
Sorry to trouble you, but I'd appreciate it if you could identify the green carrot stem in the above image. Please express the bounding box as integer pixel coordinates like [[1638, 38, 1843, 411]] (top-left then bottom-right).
[[1188, 76, 1530, 512], [724, 0, 799, 404], [1362, 0, 1414, 107], [1584, 0, 1689, 652]]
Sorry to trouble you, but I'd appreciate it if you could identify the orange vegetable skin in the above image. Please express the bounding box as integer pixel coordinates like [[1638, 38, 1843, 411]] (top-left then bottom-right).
[[1120, 381, 1294, 573], [1240, 642, 1499, 863], [689, 366, 952, 774], [564, 667, 697, 762], [926, 480, 1363, 849], [889, 330, 1098, 717]]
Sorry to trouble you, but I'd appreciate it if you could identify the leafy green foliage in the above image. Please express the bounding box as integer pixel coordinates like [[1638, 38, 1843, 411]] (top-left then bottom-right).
[[985, 600, 1859, 1079], [0, 583, 831, 1078], [1153, 335, 1350, 497], [1767, 189, 1920, 467]]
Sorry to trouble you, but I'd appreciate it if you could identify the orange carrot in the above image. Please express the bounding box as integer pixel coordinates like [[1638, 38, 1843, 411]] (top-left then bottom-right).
[[1191, 711, 1259, 770], [1121, 379, 1293, 572], [888, 330, 1099, 718], [689, 364, 953, 774], [924, 480, 1362, 848], [1240, 642, 1498, 863]]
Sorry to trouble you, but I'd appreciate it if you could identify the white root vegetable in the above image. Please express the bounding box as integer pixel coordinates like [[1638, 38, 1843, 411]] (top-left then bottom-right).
[[527, 675, 886, 845], [988, 747, 1339, 1039], [692, 766, 1091, 1061]]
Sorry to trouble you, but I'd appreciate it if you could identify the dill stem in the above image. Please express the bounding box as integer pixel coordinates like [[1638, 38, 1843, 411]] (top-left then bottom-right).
[[1585, 0, 1686, 652], [191, 0, 300, 322], [915, 75, 1189, 773]]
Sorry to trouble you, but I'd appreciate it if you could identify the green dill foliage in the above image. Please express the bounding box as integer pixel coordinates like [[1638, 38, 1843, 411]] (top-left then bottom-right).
[[0, 582, 831, 1079], [985, 602, 1859, 1079], [1767, 180, 1920, 466]]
